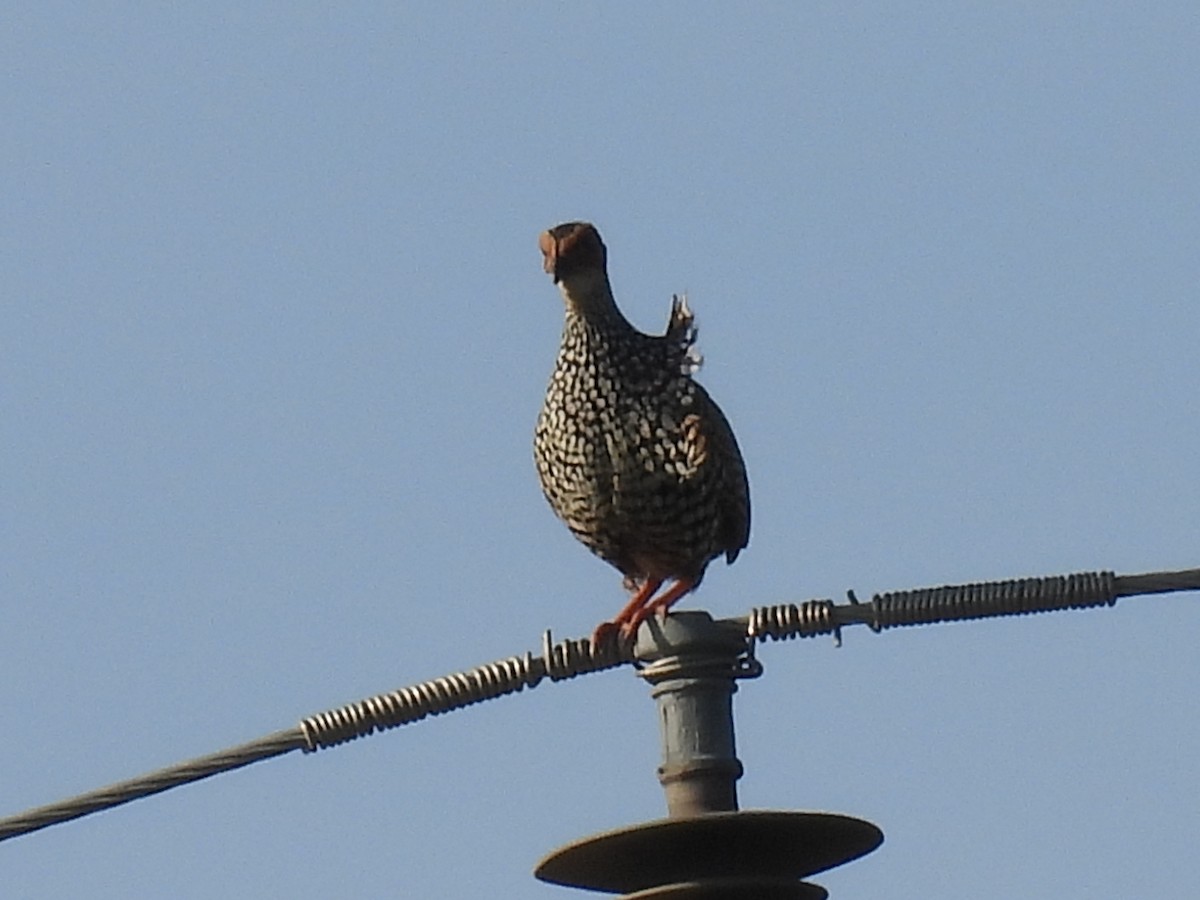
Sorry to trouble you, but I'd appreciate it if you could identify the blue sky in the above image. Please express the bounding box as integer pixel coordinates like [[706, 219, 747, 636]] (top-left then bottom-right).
[[3, 4, 1197, 898]]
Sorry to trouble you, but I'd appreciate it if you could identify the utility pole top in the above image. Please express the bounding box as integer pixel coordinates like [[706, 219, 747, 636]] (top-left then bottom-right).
[[536, 611, 882, 898]]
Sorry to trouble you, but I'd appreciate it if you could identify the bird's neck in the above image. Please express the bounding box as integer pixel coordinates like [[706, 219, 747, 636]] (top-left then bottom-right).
[[558, 271, 633, 330]]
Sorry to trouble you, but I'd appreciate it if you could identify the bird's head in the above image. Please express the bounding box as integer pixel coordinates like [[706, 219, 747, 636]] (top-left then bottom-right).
[[538, 221, 607, 286]]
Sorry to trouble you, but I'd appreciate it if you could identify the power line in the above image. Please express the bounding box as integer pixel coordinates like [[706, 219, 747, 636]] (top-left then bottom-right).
[[1, 566, 1195, 844]]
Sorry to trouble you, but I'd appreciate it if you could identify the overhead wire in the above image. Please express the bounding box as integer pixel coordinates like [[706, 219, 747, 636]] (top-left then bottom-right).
[[1, 566, 1195, 843]]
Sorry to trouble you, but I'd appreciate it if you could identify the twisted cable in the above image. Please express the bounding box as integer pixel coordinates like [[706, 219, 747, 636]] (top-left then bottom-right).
[[0, 729, 306, 842]]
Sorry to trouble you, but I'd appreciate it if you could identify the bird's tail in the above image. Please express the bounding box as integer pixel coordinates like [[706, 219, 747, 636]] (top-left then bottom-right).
[[666, 293, 703, 375]]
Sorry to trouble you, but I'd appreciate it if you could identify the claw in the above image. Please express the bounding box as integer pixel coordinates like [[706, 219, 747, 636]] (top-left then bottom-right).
[[600, 575, 700, 647], [591, 620, 620, 651], [618, 616, 642, 642]]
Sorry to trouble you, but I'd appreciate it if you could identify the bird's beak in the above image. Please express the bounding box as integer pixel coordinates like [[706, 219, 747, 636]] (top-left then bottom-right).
[[538, 231, 560, 283]]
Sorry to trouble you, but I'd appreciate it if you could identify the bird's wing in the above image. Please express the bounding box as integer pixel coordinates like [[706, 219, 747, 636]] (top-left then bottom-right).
[[688, 384, 751, 563], [664, 294, 750, 562]]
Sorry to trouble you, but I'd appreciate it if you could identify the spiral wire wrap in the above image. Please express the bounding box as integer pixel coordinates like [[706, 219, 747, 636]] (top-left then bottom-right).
[[747, 599, 839, 642], [747, 570, 1121, 642], [865, 570, 1117, 630], [301, 631, 631, 750]]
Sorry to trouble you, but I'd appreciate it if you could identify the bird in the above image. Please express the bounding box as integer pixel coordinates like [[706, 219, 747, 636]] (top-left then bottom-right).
[[533, 221, 750, 648]]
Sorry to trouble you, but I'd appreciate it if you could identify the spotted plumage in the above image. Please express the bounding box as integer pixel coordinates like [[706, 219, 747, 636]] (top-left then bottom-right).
[[533, 222, 750, 643]]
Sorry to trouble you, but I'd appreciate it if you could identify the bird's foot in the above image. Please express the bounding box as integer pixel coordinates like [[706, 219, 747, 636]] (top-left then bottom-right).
[[617, 605, 660, 641], [618, 616, 641, 643], [590, 620, 623, 654], [622, 578, 696, 639]]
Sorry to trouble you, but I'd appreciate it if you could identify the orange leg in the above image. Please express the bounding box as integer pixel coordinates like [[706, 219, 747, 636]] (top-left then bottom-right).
[[619, 577, 696, 640], [591, 577, 664, 649]]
